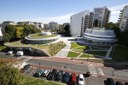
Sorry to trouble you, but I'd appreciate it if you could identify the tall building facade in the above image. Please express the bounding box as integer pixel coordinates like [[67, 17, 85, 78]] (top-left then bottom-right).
[[118, 6, 128, 32], [70, 11, 93, 36], [70, 6, 110, 36], [93, 6, 110, 28]]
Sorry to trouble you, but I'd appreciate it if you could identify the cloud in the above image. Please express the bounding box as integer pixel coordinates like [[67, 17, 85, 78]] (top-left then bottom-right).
[[23, 13, 75, 24], [109, 3, 128, 22], [23, 3, 128, 24]]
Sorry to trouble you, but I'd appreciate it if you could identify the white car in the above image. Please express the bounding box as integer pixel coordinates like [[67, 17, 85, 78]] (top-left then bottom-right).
[[7, 51, 13, 55], [16, 51, 24, 56], [78, 74, 85, 85]]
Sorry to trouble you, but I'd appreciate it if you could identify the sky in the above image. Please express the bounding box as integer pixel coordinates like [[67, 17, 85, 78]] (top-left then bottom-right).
[[0, 0, 128, 24]]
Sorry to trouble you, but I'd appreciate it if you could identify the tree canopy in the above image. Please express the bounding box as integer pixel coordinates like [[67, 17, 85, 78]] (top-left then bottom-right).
[[3, 24, 41, 42]]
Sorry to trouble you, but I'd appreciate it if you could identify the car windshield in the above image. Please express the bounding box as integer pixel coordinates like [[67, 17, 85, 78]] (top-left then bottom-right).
[[79, 78, 83, 81]]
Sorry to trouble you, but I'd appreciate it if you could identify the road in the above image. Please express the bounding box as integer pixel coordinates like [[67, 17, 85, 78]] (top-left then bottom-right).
[[27, 59, 88, 73]]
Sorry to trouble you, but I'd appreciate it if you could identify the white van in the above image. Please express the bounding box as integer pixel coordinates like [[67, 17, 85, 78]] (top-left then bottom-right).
[[16, 51, 24, 56]]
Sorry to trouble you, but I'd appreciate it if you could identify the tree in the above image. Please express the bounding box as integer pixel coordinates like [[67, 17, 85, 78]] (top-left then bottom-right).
[[16, 27, 24, 39], [0, 61, 21, 85], [3, 33, 11, 42], [63, 24, 71, 36], [4, 25, 16, 40], [94, 19, 98, 27], [106, 22, 119, 29]]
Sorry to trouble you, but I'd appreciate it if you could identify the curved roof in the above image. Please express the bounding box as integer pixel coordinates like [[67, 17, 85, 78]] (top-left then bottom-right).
[[83, 28, 118, 42]]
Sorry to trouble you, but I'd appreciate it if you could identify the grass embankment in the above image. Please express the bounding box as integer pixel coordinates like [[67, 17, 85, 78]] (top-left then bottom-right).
[[111, 45, 128, 62], [29, 33, 58, 39], [0, 45, 6, 51], [20, 75, 63, 85], [5, 41, 66, 56]]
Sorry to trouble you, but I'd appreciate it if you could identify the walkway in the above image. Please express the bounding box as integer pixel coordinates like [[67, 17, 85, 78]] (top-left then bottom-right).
[[54, 37, 74, 57]]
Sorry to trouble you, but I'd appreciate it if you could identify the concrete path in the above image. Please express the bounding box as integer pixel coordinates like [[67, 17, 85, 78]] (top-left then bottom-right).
[[54, 37, 74, 58]]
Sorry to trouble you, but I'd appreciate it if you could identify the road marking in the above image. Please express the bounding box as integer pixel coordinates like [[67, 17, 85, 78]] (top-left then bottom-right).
[[88, 64, 98, 77], [97, 68, 104, 76]]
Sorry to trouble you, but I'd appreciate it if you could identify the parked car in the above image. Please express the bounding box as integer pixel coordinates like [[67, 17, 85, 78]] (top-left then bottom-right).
[[16, 51, 24, 56], [55, 71, 63, 81], [6, 51, 13, 55], [46, 69, 57, 80], [62, 72, 70, 83], [70, 73, 77, 85], [116, 81, 124, 85], [106, 78, 115, 85], [41, 69, 50, 77], [20, 64, 31, 73], [33, 69, 45, 77], [125, 82, 128, 85], [78, 74, 85, 85]]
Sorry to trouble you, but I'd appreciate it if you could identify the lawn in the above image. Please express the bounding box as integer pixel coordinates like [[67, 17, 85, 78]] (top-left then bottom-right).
[[29, 33, 58, 39], [67, 51, 80, 58], [20, 75, 63, 85], [5, 41, 66, 56], [71, 42, 85, 49], [79, 53, 94, 58], [72, 46, 85, 52]]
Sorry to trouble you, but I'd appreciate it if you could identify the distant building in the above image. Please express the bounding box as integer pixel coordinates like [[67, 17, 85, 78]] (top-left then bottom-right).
[[44, 24, 49, 30], [17, 21, 43, 29], [49, 21, 58, 31], [118, 6, 128, 32], [17, 21, 34, 25], [70, 11, 93, 36], [93, 6, 110, 28]]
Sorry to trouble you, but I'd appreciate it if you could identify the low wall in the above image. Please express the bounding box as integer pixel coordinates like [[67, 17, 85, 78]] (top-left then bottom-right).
[[3, 46, 49, 57]]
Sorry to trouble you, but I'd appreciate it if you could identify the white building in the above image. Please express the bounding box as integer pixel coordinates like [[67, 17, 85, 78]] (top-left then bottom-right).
[[78, 28, 117, 58], [93, 6, 110, 27], [0, 27, 3, 41], [83, 28, 117, 46], [70, 11, 92, 36], [118, 6, 128, 32]]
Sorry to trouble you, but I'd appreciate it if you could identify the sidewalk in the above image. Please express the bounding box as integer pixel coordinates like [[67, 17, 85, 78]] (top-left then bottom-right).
[[54, 37, 71, 57]]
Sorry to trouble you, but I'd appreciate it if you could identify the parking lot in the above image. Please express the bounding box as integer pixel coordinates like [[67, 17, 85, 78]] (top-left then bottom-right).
[[21, 64, 128, 85]]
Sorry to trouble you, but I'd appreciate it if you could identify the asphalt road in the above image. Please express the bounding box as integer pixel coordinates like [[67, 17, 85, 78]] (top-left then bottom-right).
[[27, 59, 88, 73]]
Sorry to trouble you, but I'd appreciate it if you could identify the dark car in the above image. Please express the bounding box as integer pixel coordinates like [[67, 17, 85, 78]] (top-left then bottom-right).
[[106, 78, 115, 85], [62, 72, 70, 83], [116, 81, 124, 85], [125, 82, 128, 85], [55, 71, 63, 81], [20, 64, 31, 73], [33, 69, 44, 77], [46, 69, 57, 80]]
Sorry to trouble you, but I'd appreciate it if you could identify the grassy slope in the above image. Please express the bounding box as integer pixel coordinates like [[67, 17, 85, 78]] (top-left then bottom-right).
[[20, 75, 63, 85], [29, 33, 58, 39], [111, 45, 128, 62]]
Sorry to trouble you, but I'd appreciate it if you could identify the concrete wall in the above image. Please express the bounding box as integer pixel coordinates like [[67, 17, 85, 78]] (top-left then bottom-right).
[[3, 46, 49, 57]]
